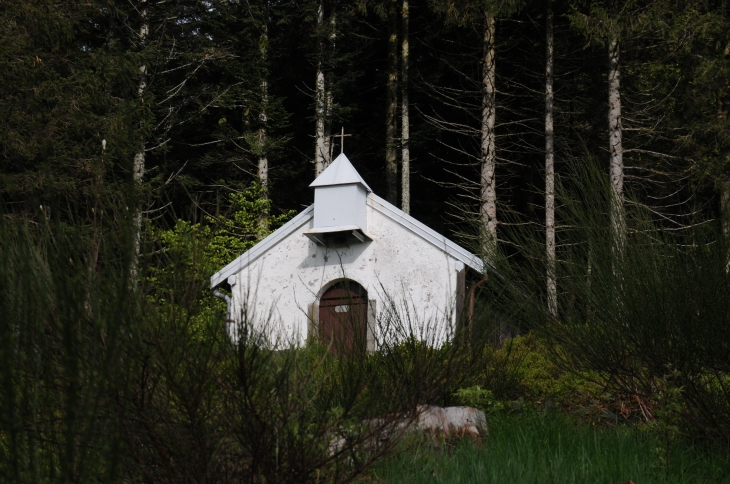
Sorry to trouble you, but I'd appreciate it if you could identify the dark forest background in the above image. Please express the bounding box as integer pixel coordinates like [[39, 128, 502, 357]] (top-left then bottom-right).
[[3, 0, 729, 249]]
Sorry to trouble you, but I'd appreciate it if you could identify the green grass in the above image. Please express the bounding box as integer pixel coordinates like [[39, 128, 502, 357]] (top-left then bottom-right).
[[372, 413, 730, 484]]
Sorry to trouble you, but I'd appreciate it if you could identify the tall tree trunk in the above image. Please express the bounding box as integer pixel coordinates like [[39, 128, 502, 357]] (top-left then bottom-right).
[[258, 78, 268, 201], [385, 0, 398, 205], [608, 36, 623, 204], [131, 0, 148, 282], [717, 92, 729, 264], [720, 177, 730, 290], [545, 0, 556, 317], [325, 7, 335, 162], [315, 0, 328, 176], [481, 13, 497, 244], [608, 35, 625, 258], [258, 10, 269, 231], [401, 0, 410, 214], [722, 179, 730, 240], [324, 90, 333, 162]]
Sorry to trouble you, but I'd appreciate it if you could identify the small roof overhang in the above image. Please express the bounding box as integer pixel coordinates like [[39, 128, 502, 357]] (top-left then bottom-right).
[[303, 225, 372, 245]]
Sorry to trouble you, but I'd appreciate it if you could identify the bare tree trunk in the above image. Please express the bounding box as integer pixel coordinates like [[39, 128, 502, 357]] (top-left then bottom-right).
[[720, 178, 730, 273], [722, 178, 730, 240], [258, 83, 268, 198], [401, 0, 410, 214], [385, 0, 398, 205], [325, 7, 335, 162], [131, 0, 148, 282], [324, 84, 333, 162], [545, 0, 556, 317], [717, 93, 729, 266], [608, 36, 623, 204], [715, 90, 730, 261], [480, 13, 497, 244], [315, 0, 328, 176], [258, 10, 269, 231], [608, 35, 625, 260]]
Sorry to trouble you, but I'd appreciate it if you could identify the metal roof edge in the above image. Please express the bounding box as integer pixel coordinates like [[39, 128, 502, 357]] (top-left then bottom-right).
[[210, 205, 314, 288], [367, 194, 492, 274]]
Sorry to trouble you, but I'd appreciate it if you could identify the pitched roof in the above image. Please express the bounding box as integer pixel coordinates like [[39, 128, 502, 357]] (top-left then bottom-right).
[[367, 193, 488, 275], [309, 153, 372, 191], [210, 195, 493, 289]]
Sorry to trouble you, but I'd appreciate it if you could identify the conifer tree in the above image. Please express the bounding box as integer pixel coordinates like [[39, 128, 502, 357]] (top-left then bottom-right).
[[132, 0, 150, 279], [569, 1, 636, 241], [428, 0, 522, 247], [545, 0, 556, 316], [0, 0, 139, 220], [386, 0, 400, 204], [315, 0, 330, 176], [401, 0, 411, 213]]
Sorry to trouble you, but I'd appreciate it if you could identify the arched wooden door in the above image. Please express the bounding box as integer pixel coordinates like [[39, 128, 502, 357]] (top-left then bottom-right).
[[319, 280, 368, 355]]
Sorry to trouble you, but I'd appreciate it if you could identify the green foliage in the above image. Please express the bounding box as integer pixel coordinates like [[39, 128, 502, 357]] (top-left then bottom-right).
[[144, 182, 294, 339], [500, 335, 603, 407], [453, 386, 504, 414], [453, 335, 604, 416], [153, 182, 293, 275]]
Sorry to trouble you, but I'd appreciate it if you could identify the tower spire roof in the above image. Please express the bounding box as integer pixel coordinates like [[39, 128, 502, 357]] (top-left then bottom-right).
[[309, 153, 371, 192]]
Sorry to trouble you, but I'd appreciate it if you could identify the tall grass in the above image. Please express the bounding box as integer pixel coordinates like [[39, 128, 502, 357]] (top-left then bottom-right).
[[375, 413, 730, 484], [0, 215, 134, 482]]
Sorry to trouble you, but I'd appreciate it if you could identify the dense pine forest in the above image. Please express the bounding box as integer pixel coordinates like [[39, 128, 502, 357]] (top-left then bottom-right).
[[2, 1, 730, 483], [3, 0, 729, 242]]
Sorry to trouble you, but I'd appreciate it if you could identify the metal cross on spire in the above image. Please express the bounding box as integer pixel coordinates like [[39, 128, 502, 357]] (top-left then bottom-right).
[[332, 127, 351, 154]]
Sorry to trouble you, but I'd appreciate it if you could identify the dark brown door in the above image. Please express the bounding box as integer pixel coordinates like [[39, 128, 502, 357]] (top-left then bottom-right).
[[319, 281, 368, 355]]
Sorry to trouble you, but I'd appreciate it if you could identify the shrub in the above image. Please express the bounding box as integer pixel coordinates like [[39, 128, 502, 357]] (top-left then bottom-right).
[[487, 162, 730, 440], [494, 336, 602, 407]]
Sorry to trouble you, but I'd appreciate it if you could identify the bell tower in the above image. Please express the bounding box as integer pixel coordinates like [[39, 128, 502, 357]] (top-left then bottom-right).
[[305, 153, 372, 245]]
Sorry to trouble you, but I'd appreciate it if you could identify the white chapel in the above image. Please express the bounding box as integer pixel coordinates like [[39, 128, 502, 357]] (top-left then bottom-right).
[[210, 153, 487, 349]]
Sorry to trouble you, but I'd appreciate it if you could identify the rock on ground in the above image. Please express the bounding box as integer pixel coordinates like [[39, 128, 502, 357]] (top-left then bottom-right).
[[329, 405, 488, 456]]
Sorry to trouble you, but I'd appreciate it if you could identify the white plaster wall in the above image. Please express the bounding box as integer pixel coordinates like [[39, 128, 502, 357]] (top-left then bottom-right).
[[229, 196, 461, 347]]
